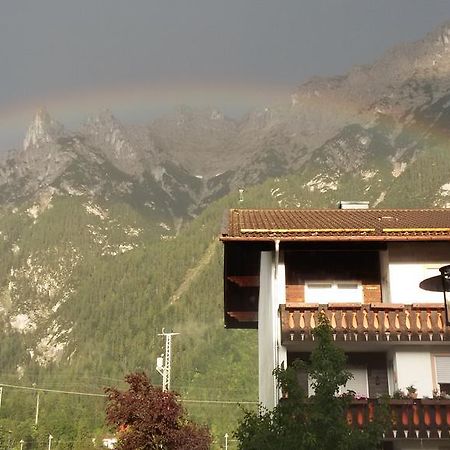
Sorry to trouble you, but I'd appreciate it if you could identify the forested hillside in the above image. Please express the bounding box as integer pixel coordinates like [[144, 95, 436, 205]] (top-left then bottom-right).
[[0, 191, 260, 448], [3, 141, 450, 448]]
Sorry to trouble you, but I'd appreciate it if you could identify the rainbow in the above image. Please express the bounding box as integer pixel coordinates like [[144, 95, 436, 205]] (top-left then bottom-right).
[[0, 80, 292, 147], [1, 77, 449, 152]]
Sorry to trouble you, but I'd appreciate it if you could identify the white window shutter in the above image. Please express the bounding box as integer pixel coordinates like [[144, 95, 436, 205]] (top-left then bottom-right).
[[342, 367, 368, 396], [436, 356, 450, 383]]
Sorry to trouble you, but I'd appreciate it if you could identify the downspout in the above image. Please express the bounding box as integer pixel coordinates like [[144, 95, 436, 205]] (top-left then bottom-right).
[[274, 239, 280, 279], [274, 239, 282, 406]]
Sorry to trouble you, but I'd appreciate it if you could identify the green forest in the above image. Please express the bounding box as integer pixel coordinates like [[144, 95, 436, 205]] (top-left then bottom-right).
[[1, 124, 450, 449]]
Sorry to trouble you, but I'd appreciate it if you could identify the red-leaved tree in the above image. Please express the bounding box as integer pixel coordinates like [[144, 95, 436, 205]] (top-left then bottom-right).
[[105, 372, 211, 450]]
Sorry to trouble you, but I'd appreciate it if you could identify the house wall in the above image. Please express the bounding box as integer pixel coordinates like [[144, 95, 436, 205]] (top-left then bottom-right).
[[387, 242, 450, 304], [393, 351, 434, 397], [258, 250, 287, 409]]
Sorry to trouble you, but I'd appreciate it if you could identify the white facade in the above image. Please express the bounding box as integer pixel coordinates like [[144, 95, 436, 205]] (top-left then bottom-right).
[[385, 242, 450, 304], [381, 242, 450, 403], [258, 250, 287, 409]]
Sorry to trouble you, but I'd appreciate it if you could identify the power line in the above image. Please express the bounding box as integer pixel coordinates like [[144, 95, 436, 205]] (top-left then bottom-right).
[[183, 399, 257, 405], [0, 373, 256, 394], [0, 382, 258, 405], [0, 383, 105, 398]]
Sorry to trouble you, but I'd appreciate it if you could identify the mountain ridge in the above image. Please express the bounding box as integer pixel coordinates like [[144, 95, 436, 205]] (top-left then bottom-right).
[[2, 20, 449, 210]]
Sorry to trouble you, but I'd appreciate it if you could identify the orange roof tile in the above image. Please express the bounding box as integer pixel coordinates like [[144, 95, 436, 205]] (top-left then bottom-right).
[[220, 208, 450, 241]]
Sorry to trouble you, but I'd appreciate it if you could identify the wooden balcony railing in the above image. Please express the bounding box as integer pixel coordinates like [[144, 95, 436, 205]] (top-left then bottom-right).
[[348, 399, 450, 440], [280, 303, 449, 345]]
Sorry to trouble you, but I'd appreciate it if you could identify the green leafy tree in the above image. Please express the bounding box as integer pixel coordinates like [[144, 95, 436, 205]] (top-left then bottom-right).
[[105, 372, 211, 450], [235, 315, 388, 450]]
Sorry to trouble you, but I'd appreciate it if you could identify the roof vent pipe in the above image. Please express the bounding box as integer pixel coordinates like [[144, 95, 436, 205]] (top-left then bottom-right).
[[338, 201, 370, 210]]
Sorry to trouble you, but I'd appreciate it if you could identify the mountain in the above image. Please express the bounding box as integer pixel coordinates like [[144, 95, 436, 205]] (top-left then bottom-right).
[[2, 22, 450, 216], [1, 20, 450, 448]]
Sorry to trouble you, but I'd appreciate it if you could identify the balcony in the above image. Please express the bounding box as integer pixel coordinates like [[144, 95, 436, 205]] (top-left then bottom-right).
[[280, 303, 449, 345], [348, 398, 450, 440]]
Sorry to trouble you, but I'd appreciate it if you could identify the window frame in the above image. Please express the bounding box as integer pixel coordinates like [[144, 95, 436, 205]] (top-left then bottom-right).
[[304, 280, 363, 304]]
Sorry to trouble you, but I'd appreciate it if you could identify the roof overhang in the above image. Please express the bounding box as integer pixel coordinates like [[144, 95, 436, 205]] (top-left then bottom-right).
[[220, 235, 450, 242]]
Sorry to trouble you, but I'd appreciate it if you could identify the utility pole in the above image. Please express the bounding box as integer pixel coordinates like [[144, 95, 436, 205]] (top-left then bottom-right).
[[0, 386, 2, 408], [20, 439, 24, 450], [224, 432, 229, 450], [156, 329, 179, 392], [48, 434, 53, 450]]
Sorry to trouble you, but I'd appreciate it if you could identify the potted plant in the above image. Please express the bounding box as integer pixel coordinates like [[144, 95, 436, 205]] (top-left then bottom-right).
[[406, 385, 417, 399], [433, 388, 441, 399], [422, 388, 450, 405], [390, 389, 413, 405], [392, 389, 407, 400]]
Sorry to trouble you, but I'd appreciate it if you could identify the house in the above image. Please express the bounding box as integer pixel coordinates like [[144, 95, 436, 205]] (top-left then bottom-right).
[[220, 206, 450, 449]]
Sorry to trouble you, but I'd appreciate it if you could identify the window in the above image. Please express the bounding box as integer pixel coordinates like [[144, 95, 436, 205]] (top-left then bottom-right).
[[435, 356, 450, 395], [305, 281, 363, 303]]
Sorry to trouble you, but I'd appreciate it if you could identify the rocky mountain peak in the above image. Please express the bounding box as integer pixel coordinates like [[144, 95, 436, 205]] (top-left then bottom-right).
[[427, 20, 450, 47], [84, 109, 130, 155], [291, 20, 450, 104], [83, 110, 147, 176], [84, 109, 122, 136], [86, 109, 120, 131], [23, 108, 64, 151], [169, 105, 230, 128], [210, 109, 224, 121]]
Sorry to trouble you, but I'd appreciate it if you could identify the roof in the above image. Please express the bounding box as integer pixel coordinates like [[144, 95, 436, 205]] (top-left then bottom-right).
[[220, 208, 450, 242]]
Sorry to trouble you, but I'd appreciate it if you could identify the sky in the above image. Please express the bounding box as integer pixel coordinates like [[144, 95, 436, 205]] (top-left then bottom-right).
[[1, 0, 450, 150]]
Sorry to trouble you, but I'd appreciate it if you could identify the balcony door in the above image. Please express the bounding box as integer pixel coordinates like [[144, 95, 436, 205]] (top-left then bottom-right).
[[341, 366, 369, 397], [308, 366, 369, 397]]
